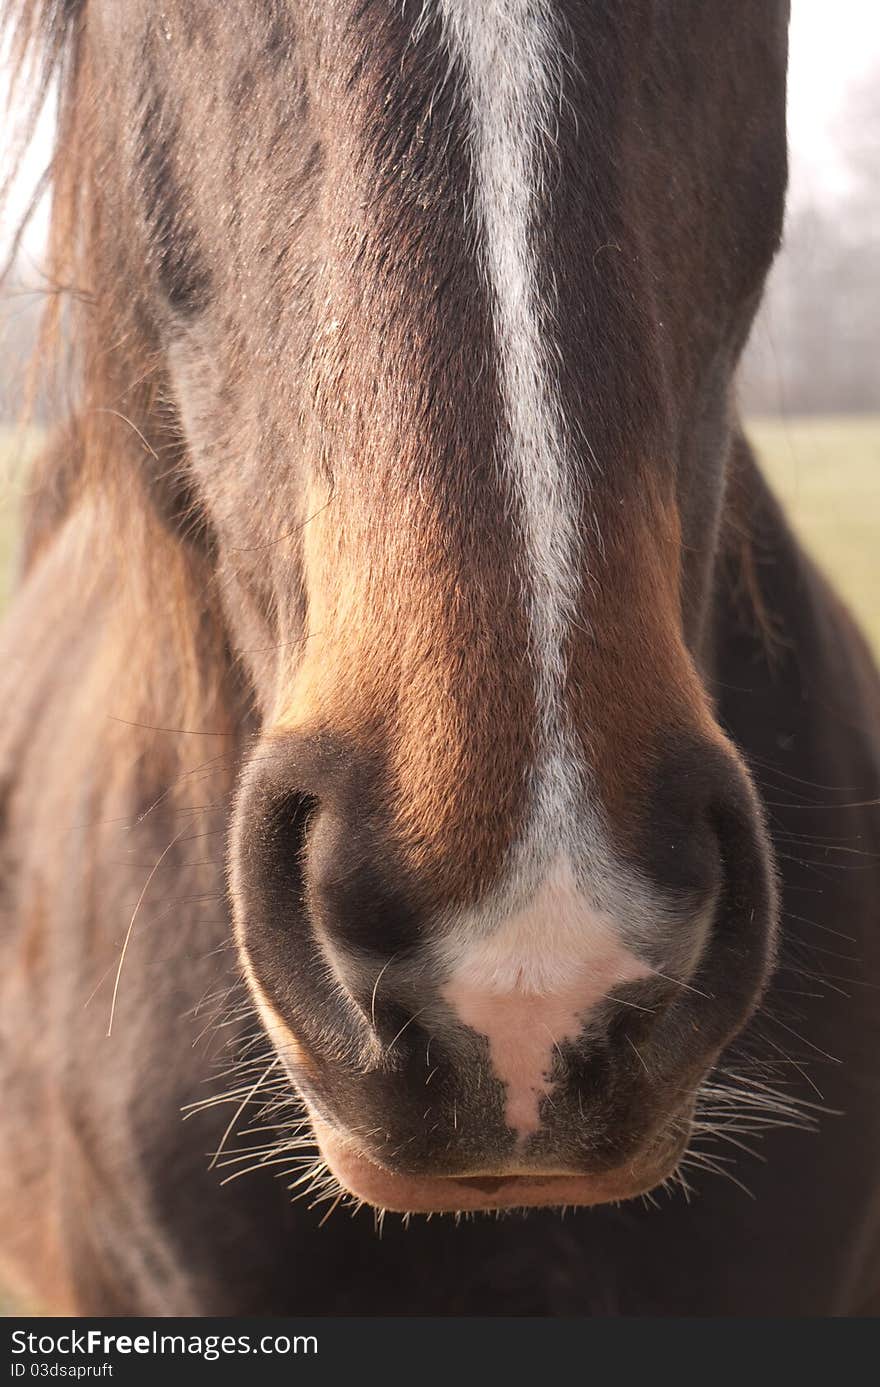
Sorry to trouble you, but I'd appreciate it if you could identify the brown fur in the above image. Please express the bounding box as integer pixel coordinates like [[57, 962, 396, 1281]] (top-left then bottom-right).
[[3, 0, 880, 1318]]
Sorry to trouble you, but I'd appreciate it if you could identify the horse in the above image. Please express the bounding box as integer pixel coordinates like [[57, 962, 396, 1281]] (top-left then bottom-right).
[[1, 0, 879, 1317]]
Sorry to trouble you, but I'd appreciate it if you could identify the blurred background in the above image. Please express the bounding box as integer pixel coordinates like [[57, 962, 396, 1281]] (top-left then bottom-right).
[[1, 0, 878, 639]]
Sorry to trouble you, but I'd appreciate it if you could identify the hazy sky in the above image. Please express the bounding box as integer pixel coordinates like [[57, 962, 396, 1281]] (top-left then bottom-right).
[[2, 0, 879, 259], [787, 0, 879, 203]]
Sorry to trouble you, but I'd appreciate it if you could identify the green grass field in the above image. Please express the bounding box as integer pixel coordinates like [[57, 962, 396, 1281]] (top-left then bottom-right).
[[1, 416, 879, 647], [750, 415, 880, 654]]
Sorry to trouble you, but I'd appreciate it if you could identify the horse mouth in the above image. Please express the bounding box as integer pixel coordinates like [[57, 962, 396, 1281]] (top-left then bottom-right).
[[313, 1118, 685, 1214]]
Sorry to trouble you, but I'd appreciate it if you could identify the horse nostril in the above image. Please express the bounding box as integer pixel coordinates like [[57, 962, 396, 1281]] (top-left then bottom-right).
[[269, 790, 319, 874], [622, 733, 778, 1055], [638, 736, 770, 906], [304, 805, 422, 965], [231, 770, 319, 937]]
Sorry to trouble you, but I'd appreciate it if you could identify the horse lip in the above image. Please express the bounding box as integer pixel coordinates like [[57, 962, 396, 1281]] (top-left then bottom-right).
[[452, 1175, 514, 1194], [311, 1118, 679, 1214]]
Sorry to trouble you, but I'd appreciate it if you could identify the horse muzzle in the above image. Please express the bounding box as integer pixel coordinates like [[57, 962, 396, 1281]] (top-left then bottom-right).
[[230, 726, 777, 1214]]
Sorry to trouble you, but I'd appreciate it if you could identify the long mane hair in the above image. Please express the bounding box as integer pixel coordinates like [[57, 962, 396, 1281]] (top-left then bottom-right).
[[3, 0, 238, 760]]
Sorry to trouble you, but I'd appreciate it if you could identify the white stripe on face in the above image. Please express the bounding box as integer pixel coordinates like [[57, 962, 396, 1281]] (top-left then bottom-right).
[[431, 5, 674, 1139], [436, 0, 584, 860]]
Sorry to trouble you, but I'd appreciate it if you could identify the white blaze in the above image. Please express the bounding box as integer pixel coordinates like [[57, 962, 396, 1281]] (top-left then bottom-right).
[[432, 4, 663, 1139], [437, 0, 583, 857]]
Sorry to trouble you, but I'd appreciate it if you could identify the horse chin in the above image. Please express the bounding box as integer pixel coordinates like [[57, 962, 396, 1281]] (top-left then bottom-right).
[[310, 1116, 689, 1216]]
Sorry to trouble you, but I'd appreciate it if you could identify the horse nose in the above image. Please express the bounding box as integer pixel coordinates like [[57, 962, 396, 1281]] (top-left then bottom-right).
[[232, 725, 775, 1204], [297, 729, 774, 996], [234, 723, 776, 1025]]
